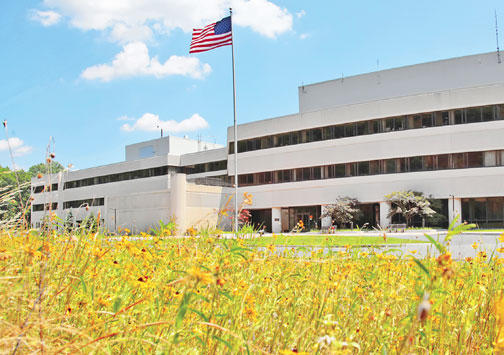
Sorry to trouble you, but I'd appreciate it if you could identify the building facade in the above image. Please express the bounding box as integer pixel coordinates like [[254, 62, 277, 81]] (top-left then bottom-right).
[[31, 136, 233, 233], [32, 52, 504, 233]]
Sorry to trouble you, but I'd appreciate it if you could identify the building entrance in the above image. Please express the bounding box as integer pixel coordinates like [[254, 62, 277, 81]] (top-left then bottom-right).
[[284, 205, 321, 232], [354, 203, 380, 228], [249, 209, 272, 232]]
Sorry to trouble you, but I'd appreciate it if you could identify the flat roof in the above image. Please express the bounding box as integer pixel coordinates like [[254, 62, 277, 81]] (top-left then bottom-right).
[[298, 51, 504, 113]]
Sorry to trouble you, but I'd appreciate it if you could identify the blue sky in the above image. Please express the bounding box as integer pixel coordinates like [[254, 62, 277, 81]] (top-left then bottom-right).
[[1, 0, 503, 170]]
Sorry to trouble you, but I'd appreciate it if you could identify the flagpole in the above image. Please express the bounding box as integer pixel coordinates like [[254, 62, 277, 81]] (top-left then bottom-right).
[[230, 8, 239, 235]]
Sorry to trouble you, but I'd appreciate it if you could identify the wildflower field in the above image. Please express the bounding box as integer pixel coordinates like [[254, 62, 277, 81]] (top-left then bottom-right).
[[1, 226, 504, 354]]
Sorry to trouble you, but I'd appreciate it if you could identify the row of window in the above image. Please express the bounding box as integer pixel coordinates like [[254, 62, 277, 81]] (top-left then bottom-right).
[[462, 197, 504, 228], [32, 198, 106, 211], [229, 104, 504, 154], [183, 160, 227, 174], [63, 198, 104, 209], [62, 160, 228, 191], [237, 150, 504, 186], [33, 183, 58, 194], [187, 175, 232, 187], [32, 203, 58, 212], [64, 166, 173, 189]]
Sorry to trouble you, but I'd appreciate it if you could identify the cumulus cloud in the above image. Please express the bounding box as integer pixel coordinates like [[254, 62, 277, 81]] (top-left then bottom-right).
[[81, 42, 211, 82], [30, 9, 62, 26], [121, 113, 209, 133], [232, 0, 293, 38], [110, 23, 153, 44], [41, 0, 293, 42], [0, 137, 33, 157]]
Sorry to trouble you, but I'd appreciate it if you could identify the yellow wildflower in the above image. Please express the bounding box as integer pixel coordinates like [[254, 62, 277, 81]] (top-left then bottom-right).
[[494, 292, 504, 350], [188, 266, 213, 285], [267, 244, 276, 252]]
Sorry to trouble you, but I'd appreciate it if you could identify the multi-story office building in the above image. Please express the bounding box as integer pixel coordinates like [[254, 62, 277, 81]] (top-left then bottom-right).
[[32, 52, 504, 233], [31, 135, 232, 233]]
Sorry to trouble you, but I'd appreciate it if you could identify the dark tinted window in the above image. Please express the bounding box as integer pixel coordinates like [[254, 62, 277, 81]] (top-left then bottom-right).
[[236, 149, 504, 186], [409, 156, 423, 172], [344, 124, 356, 137], [322, 126, 334, 140], [370, 160, 381, 175], [482, 106, 494, 122], [438, 154, 450, 169], [63, 198, 104, 209], [466, 108, 481, 123], [384, 159, 397, 174], [33, 203, 57, 211], [452, 153, 466, 169], [454, 110, 464, 124], [64, 166, 172, 189], [327, 164, 345, 178], [467, 152, 484, 168], [356, 122, 368, 135], [358, 161, 370, 175], [230, 104, 504, 154]]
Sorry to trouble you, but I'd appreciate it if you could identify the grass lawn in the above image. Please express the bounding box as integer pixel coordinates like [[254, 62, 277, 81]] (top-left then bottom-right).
[[245, 234, 427, 247], [465, 229, 504, 233]]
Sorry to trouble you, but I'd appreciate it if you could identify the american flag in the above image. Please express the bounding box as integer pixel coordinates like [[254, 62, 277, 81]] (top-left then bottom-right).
[[190, 16, 232, 54]]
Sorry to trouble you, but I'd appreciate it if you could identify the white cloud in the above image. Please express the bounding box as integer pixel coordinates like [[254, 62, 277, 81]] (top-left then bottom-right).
[[12, 146, 33, 157], [42, 0, 293, 42], [121, 113, 209, 133], [296, 10, 306, 19], [299, 33, 309, 40], [30, 9, 62, 26], [0, 137, 33, 157], [81, 42, 211, 81], [110, 23, 153, 44], [233, 0, 293, 38]]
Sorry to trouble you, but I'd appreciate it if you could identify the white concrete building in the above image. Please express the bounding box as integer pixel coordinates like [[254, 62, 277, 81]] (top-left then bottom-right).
[[31, 135, 232, 233], [32, 52, 504, 233]]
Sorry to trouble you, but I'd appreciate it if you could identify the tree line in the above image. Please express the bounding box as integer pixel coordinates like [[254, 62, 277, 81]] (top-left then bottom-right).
[[0, 161, 65, 223]]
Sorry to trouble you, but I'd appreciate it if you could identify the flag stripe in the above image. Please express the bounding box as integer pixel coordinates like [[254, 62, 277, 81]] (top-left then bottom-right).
[[190, 34, 232, 52], [189, 41, 233, 54], [190, 38, 232, 52], [189, 17, 232, 54], [192, 23, 215, 34], [190, 32, 231, 46], [190, 37, 232, 48], [192, 26, 215, 39]]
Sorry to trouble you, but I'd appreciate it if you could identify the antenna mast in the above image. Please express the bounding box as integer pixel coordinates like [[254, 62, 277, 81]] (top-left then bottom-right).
[[496, 10, 501, 64]]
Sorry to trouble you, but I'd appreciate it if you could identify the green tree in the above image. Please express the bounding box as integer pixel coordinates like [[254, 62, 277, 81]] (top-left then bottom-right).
[[427, 198, 449, 228], [321, 197, 362, 228], [385, 191, 436, 227], [28, 161, 65, 176], [0, 166, 31, 223], [0, 161, 65, 225]]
